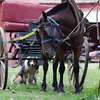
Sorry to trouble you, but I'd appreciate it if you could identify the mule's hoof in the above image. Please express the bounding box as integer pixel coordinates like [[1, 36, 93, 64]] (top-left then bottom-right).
[[58, 88, 65, 93], [52, 82, 58, 88], [40, 88, 46, 92], [53, 87, 58, 92], [74, 89, 80, 94], [40, 86, 46, 92], [74, 91, 80, 95], [58, 92, 65, 95], [40, 83, 47, 92], [41, 82, 47, 90]]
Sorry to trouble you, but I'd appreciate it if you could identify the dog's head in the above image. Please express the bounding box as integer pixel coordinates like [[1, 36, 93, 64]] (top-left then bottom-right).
[[29, 59, 38, 69], [24, 57, 39, 72]]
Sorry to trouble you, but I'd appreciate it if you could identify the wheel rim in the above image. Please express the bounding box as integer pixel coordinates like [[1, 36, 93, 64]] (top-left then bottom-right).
[[79, 37, 89, 89], [0, 27, 8, 89], [67, 50, 75, 90]]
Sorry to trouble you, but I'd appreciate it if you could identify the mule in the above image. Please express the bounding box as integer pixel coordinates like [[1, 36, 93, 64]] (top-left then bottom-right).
[[36, 0, 86, 93]]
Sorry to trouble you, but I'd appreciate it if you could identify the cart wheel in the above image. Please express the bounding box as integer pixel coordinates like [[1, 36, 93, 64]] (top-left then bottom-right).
[[0, 27, 8, 89], [67, 36, 89, 91]]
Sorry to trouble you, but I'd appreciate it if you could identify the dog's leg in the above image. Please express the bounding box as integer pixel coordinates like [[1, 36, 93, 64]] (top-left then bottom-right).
[[26, 74, 30, 84], [28, 73, 34, 84], [33, 75, 37, 83], [23, 75, 27, 84]]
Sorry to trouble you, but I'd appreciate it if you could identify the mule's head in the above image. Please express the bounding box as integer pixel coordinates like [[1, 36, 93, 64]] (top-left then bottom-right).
[[37, 12, 62, 58]]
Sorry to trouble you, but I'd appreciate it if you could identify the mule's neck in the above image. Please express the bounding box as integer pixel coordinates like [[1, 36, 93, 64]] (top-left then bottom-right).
[[46, 3, 68, 16]]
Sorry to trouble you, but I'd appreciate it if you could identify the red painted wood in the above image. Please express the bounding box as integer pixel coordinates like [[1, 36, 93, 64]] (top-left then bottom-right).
[[1, 1, 100, 31]]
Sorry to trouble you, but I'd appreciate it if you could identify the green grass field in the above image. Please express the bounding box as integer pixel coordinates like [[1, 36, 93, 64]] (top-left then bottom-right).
[[0, 63, 100, 100]]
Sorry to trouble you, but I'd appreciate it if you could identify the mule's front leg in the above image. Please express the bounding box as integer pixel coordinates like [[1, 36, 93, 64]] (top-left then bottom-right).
[[58, 59, 65, 93], [52, 58, 58, 91], [41, 56, 48, 92], [73, 49, 80, 93], [73, 64, 80, 93]]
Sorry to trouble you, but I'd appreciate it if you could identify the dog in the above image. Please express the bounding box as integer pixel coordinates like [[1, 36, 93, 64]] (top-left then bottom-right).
[[13, 57, 39, 84]]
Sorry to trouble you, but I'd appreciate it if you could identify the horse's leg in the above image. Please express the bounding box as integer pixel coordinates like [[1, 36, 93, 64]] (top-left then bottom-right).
[[73, 48, 80, 93], [52, 57, 59, 91], [41, 55, 48, 91], [58, 58, 65, 93]]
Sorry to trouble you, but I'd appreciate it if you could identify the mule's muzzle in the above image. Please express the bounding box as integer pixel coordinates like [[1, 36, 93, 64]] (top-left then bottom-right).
[[43, 48, 55, 58]]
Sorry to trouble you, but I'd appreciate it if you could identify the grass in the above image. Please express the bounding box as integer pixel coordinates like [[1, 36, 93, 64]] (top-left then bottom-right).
[[0, 63, 100, 100]]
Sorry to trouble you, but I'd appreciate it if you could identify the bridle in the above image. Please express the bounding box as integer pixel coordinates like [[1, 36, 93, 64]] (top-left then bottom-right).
[[38, 17, 63, 46]]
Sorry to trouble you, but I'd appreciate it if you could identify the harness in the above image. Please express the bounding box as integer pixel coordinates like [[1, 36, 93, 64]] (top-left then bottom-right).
[[41, 16, 79, 47]]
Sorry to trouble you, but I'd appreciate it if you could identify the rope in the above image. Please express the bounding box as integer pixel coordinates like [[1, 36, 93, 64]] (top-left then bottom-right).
[[62, 0, 100, 42]]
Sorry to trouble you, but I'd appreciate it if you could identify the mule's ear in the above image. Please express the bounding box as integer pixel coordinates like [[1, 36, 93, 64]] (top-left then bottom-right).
[[42, 11, 47, 21]]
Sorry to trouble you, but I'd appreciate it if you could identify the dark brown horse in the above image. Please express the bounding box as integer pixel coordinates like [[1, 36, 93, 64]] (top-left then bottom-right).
[[36, 1, 87, 93]]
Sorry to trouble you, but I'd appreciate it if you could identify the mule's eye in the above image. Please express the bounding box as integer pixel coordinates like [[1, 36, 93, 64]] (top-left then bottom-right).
[[44, 23, 51, 27]]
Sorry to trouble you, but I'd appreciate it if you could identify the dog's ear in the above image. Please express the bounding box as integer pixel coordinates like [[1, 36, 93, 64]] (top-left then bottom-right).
[[34, 63, 39, 70], [27, 60, 30, 67]]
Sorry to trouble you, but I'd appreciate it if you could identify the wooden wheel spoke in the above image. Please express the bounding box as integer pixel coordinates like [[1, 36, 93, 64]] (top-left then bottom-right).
[[0, 61, 5, 88], [0, 44, 4, 57]]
